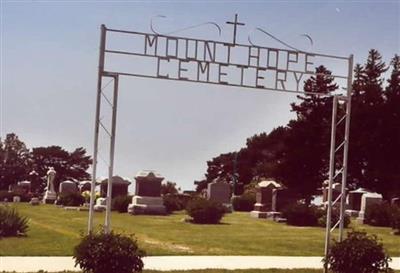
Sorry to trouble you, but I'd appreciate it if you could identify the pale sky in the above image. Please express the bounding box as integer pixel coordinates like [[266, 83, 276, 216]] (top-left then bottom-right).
[[1, 0, 399, 191]]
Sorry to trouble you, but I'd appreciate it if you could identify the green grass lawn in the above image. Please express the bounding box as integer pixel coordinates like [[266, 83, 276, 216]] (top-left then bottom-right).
[[0, 269, 332, 273], [0, 203, 399, 256], [4, 271, 400, 273]]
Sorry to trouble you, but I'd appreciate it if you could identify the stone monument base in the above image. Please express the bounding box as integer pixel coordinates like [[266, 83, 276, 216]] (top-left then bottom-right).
[[43, 191, 57, 204], [356, 211, 365, 224], [266, 211, 282, 220], [222, 203, 233, 213], [345, 209, 360, 217], [128, 196, 166, 215], [250, 211, 268, 219]]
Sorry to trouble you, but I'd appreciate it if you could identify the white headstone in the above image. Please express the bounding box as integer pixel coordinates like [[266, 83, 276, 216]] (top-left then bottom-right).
[[357, 192, 383, 224]]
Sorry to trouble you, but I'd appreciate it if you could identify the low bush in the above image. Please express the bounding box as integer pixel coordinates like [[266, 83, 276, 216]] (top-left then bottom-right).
[[392, 207, 400, 235], [232, 193, 256, 212], [318, 208, 351, 228], [0, 190, 32, 202], [282, 203, 323, 226], [365, 202, 394, 227], [163, 194, 184, 213], [0, 191, 13, 202], [163, 193, 193, 213], [186, 198, 225, 224], [112, 196, 131, 213], [324, 231, 393, 273], [0, 206, 29, 237], [57, 192, 85, 206], [73, 230, 145, 273]]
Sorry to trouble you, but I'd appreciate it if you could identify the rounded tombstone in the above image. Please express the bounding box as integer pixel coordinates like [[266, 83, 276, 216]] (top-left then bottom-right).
[[59, 180, 78, 195]]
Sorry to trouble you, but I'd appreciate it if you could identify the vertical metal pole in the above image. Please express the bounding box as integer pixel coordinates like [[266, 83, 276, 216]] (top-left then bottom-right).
[[104, 75, 119, 234], [88, 24, 106, 234], [338, 55, 354, 241], [324, 95, 338, 273]]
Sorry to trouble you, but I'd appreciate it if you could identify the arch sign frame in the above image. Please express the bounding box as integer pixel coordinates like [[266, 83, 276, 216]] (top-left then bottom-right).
[[87, 15, 353, 272]]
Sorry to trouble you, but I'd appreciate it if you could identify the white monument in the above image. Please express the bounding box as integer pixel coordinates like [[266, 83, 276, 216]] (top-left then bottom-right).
[[43, 167, 57, 204], [357, 192, 383, 224]]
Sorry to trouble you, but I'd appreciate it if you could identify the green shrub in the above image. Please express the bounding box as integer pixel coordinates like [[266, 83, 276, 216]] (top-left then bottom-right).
[[324, 231, 393, 273], [163, 194, 184, 213], [0, 206, 29, 237], [365, 203, 394, 227], [392, 206, 400, 235], [186, 198, 225, 224], [318, 208, 351, 228], [58, 192, 85, 206], [0, 191, 14, 202], [282, 203, 324, 226], [232, 193, 256, 211], [112, 196, 131, 213], [73, 230, 145, 273]]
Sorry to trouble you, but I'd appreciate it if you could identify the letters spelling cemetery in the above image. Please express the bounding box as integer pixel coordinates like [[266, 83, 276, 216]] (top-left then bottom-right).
[[104, 29, 349, 94]]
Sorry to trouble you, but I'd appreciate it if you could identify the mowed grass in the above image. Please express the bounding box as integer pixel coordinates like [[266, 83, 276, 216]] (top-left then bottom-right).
[[0, 203, 399, 256], [4, 267, 400, 273], [154, 269, 400, 273]]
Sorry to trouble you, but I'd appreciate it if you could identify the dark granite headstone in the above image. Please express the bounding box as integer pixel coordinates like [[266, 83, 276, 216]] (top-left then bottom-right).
[[135, 171, 163, 197], [207, 179, 231, 204], [59, 181, 78, 194], [101, 176, 131, 198]]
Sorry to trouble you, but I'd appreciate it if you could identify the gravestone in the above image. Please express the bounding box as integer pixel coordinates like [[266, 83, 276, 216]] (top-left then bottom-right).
[[322, 181, 342, 205], [13, 196, 21, 203], [250, 180, 283, 219], [94, 197, 107, 212], [274, 188, 296, 212], [207, 179, 232, 212], [128, 170, 166, 215], [79, 181, 92, 192], [30, 197, 40, 206], [392, 197, 400, 207], [346, 188, 369, 217], [357, 192, 383, 224], [59, 181, 78, 195], [100, 176, 131, 198], [43, 167, 57, 204]]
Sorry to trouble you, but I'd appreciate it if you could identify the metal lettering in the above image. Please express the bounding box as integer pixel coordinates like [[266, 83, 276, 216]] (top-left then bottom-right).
[[204, 41, 216, 62], [197, 61, 210, 81], [218, 63, 228, 84], [157, 57, 170, 78], [166, 37, 179, 58], [145, 34, 158, 56], [178, 60, 189, 80]]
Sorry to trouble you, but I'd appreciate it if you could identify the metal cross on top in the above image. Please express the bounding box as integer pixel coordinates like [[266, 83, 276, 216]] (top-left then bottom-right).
[[226, 13, 245, 45]]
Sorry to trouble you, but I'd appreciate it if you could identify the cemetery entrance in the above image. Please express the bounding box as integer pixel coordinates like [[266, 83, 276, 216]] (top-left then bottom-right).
[[87, 15, 354, 270]]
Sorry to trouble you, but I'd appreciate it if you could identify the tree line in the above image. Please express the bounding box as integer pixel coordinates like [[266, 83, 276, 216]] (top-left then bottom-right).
[[0, 133, 92, 193], [197, 49, 400, 202]]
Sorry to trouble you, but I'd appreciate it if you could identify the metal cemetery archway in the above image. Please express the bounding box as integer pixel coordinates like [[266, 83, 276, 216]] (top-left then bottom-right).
[[87, 15, 353, 271]]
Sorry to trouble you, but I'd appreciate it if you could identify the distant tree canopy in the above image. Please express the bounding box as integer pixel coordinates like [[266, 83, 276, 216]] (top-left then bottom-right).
[[0, 133, 92, 193], [161, 181, 180, 195], [198, 50, 400, 202]]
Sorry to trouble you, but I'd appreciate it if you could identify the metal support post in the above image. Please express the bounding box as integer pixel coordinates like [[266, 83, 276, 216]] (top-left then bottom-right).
[[104, 75, 119, 234], [338, 54, 353, 241], [88, 24, 106, 234], [324, 95, 339, 273]]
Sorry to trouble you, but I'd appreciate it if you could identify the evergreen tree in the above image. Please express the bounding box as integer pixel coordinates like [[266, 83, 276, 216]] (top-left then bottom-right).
[[0, 133, 30, 190], [348, 49, 387, 194], [276, 65, 338, 203], [379, 55, 400, 199]]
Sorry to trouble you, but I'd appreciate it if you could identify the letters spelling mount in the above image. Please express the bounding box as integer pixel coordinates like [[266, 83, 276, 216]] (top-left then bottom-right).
[[103, 15, 349, 94]]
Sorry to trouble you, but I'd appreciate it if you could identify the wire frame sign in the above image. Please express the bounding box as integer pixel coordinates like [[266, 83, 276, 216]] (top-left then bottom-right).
[[88, 15, 353, 272]]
